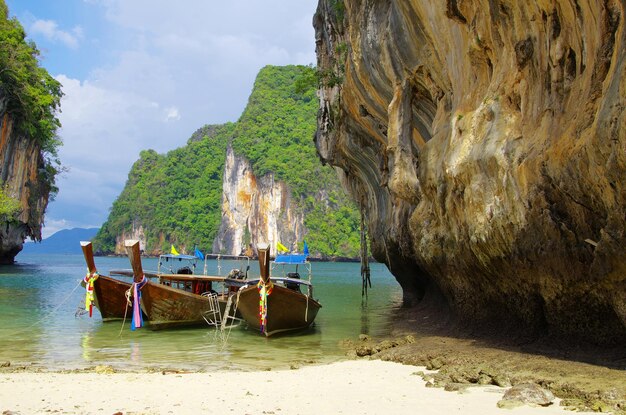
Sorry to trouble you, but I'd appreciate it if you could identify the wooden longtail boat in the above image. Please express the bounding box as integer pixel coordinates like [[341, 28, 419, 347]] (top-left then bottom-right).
[[124, 240, 245, 330], [235, 243, 321, 336], [80, 241, 133, 320]]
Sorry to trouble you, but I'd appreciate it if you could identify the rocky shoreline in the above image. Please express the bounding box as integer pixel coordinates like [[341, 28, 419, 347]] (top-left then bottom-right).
[[340, 324, 626, 413]]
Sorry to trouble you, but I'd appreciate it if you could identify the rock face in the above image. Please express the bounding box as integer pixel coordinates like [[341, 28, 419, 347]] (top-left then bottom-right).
[[0, 99, 51, 264], [213, 145, 306, 256], [314, 1, 626, 343], [113, 223, 147, 255]]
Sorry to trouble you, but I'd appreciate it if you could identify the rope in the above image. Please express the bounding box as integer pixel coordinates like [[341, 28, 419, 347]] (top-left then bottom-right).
[[360, 202, 372, 299], [14, 279, 84, 335], [46, 279, 83, 324], [118, 288, 133, 337]]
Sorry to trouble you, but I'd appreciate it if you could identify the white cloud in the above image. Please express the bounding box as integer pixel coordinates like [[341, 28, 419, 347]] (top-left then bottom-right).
[[50, 74, 191, 229], [30, 19, 83, 49], [164, 107, 181, 122], [41, 218, 69, 239]]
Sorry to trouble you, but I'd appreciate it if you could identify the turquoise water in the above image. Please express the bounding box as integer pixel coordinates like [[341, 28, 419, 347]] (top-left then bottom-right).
[[0, 254, 402, 371]]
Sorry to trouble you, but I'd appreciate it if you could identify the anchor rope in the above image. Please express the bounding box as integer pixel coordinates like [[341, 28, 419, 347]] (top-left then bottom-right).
[[47, 279, 83, 325], [360, 200, 371, 299], [7, 279, 84, 337], [118, 288, 133, 337]]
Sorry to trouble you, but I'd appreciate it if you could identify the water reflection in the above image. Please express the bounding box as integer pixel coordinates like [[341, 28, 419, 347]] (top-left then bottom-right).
[[81, 333, 91, 362]]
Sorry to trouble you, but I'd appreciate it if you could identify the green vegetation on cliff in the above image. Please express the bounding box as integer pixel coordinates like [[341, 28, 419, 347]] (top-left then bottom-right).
[[94, 65, 360, 257], [95, 124, 233, 253], [232, 65, 360, 256], [0, 1, 63, 195], [0, 185, 20, 218]]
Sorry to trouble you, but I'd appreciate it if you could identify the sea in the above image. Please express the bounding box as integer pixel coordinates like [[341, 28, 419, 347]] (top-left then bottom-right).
[[0, 254, 402, 371]]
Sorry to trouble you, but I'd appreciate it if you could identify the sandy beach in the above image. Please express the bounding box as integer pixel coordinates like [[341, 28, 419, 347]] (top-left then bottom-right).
[[0, 360, 597, 415]]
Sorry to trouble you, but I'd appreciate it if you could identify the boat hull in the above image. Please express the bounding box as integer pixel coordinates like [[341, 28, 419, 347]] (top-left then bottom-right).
[[236, 284, 321, 336], [93, 275, 132, 320], [139, 281, 236, 330]]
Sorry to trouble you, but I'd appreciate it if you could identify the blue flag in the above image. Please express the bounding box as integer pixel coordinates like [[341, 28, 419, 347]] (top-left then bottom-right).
[[303, 240, 309, 256], [194, 247, 204, 260]]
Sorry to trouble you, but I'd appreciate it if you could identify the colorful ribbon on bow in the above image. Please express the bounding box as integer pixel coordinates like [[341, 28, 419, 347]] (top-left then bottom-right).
[[257, 279, 274, 334], [131, 275, 148, 330], [83, 270, 99, 317]]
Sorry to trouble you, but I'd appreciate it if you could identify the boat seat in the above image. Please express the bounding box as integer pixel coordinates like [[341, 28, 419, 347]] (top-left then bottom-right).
[[285, 272, 301, 292]]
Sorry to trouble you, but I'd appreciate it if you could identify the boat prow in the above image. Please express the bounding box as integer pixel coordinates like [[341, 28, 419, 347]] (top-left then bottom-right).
[[80, 241, 133, 320], [236, 243, 322, 336], [236, 283, 321, 336]]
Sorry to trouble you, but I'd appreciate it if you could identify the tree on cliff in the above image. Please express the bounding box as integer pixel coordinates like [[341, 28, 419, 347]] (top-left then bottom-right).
[[0, 0, 63, 197]]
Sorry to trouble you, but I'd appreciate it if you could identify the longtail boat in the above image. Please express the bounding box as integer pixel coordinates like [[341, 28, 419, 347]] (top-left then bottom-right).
[[124, 240, 246, 330], [80, 241, 134, 320], [235, 243, 322, 336]]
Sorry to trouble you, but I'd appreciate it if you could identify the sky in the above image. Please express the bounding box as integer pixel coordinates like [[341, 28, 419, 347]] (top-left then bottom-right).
[[6, 0, 318, 238]]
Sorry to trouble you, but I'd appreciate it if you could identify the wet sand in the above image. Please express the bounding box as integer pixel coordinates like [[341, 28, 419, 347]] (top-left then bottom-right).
[[0, 360, 599, 415]]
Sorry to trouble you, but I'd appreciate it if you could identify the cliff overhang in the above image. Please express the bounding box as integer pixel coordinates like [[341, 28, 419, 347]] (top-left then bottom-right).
[[314, 0, 626, 344]]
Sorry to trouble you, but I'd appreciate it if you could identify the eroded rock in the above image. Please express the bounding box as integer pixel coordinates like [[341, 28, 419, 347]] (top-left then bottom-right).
[[314, 0, 626, 344]]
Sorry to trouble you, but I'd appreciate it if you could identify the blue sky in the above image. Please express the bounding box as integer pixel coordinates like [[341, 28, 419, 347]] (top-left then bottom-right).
[[7, 0, 318, 238]]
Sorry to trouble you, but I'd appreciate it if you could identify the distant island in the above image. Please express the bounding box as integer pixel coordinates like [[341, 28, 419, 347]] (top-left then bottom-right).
[[19, 228, 99, 255], [93, 65, 361, 258]]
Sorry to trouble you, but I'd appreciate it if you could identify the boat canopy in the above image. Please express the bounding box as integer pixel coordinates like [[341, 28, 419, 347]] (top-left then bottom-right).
[[160, 253, 198, 261], [274, 254, 307, 264]]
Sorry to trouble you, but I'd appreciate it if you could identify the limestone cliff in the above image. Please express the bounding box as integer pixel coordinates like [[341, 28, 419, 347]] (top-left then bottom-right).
[[0, 3, 62, 264], [0, 99, 52, 264], [314, 0, 625, 343], [95, 65, 360, 259], [213, 145, 306, 256]]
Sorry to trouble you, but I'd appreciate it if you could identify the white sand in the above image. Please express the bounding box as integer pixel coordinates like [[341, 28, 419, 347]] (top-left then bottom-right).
[[0, 360, 595, 415]]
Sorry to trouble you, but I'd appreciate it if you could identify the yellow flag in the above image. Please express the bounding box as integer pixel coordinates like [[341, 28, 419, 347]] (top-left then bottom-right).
[[171, 245, 179, 255], [277, 242, 289, 253]]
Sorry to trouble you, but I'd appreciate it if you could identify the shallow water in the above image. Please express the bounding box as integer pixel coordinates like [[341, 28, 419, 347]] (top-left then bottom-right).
[[0, 254, 401, 371]]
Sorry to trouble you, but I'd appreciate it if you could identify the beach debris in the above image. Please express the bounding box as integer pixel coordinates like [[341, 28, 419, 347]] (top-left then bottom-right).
[[497, 383, 555, 408], [444, 382, 470, 393], [93, 365, 115, 374], [161, 369, 192, 375]]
